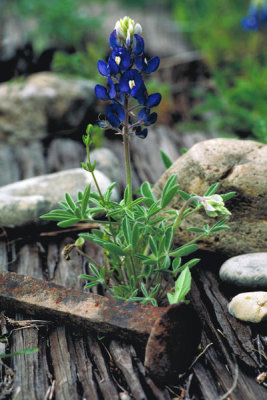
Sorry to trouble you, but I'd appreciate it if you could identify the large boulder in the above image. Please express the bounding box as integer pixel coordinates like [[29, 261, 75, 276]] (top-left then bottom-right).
[[0, 72, 95, 143], [153, 138, 267, 256], [0, 169, 117, 228]]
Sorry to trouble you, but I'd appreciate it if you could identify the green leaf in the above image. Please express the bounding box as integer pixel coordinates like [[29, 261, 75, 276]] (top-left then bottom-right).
[[104, 182, 116, 202], [150, 283, 160, 297], [140, 282, 149, 297], [122, 217, 131, 245], [65, 192, 76, 211], [0, 348, 39, 359], [172, 257, 181, 272], [204, 183, 219, 196], [176, 258, 200, 274], [89, 263, 101, 278], [102, 242, 127, 256], [128, 197, 146, 208], [167, 267, 191, 304], [125, 209, 135, 220], [144, 264, 153, 278], [81, 184, 91, 217], [149, 236, 157, 256], [74, 207, 82, 218], [131, 223, 140, 248], [164, 227, 173, 251], [177, 190, 191, 201], [57, 218, 80, 227], [161, 175, 178, 201], [140, 182, 156, 206], [160, 150, 173, 169], [84, 282, 99, 289], [221, 192, 236, 201], [187, 227, 206, 233], [161, 185, 179, 208], [210, 225, 230, 232], [169, 244, 199, 257], [124, 184, 131, 205]]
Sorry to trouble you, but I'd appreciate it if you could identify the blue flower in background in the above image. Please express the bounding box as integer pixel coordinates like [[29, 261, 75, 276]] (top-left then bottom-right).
[[242, 1, 267, 31], [95, 16, 161, 139]]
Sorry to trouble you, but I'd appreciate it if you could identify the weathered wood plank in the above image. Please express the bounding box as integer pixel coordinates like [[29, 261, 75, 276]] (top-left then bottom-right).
[[68, 334, 99, 400], [189, 262, 267, 400], [10, 318, 50, 400], [109, 340, 147, 400], [49, 326, 79, 400], [87, 335, 119, 400]]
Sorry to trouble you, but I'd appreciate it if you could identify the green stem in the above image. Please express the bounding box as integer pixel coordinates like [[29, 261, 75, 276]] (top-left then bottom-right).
[[123, 96, 132, 204], [75, 247, 102, 269], [86, 144, 105, 206], [172, 196, 201, 233]]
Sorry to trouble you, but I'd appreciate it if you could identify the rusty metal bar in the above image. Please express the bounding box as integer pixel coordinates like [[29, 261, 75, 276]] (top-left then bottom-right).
[[0, 271, 165, 343]]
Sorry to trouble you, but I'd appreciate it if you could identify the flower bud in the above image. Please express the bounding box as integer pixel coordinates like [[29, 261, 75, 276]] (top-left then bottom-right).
[[201, 195, 231, 217], [114, 16, 142, 45]]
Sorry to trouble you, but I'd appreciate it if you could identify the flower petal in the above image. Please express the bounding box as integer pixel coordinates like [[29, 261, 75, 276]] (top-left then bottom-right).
[[146, 56, 160, 73], [135, 127, 148, 139], [144, 112, 157, 126], [108, 59, 119, 75], [135, 56, 144, 70], [95, 85, 109, 100], [107, 77, 116, 99], [138, 107, 150, 121], [97, 60, 109, 76], [119, 72, 131, 92], [109, 30, 119, 48], [133, 34, 144, 55], [114, 103, 126, 122], [146, 93, 162, 108]]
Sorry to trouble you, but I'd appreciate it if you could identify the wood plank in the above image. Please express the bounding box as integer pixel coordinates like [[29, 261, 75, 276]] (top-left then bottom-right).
[[87, 335, 119, 400], [49, 326, 79, 400]]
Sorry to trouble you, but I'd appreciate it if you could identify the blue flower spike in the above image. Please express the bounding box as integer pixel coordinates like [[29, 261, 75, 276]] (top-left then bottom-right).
[[95, 16, 162, 138], [241, 0, 267, 31]]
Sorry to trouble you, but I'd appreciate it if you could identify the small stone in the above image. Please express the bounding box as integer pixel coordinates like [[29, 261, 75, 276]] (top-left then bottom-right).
[[0, 168, 117, 227], [228, 292, 267, 323], [219, 253, 267, 288]]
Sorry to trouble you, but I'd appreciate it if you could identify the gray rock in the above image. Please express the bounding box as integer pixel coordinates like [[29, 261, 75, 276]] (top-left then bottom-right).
[[0, 143, 20, 186], [47, 139, 85, 173], [228, 292, 267, 323], [0, 72, 95, 143], [220, 253, 267, 288], [89, 148, 122, 188], [0, 168, 117, 227], [153, 138, 267, 256]]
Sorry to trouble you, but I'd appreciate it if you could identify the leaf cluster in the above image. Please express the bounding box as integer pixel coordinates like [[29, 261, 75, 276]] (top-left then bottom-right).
[[41, 176, 232, 306]]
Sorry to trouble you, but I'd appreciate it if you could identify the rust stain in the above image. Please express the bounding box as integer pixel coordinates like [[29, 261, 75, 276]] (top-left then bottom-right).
[[0, 272, 165, 342]]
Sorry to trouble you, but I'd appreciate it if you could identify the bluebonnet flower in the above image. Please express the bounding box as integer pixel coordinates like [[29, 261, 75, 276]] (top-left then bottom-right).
[[241, 0, 267, 31], [95, 16, 161, 138]]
